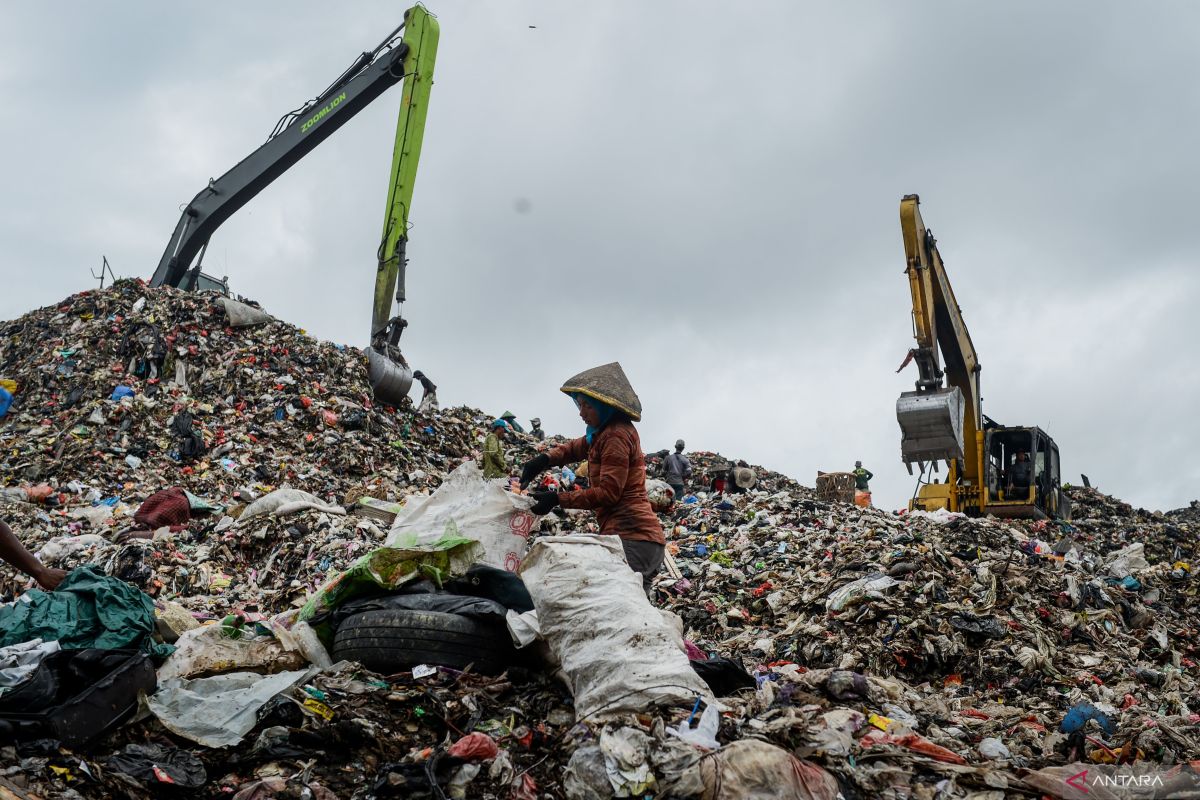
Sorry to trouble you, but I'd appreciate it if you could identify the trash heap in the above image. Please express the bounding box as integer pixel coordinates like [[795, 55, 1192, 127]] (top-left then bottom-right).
[[643, 481, 1199, 794], [0, 282, 1197, 800], [0, 280, 550, 613]]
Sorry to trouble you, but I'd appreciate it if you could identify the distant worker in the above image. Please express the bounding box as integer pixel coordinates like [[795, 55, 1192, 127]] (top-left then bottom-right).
[[726, 460, 757, 494], [1, 518, 67, 590], [482, 419, 510, 479], [413, 370, 439, 415], [499, 411, 525, 434], [518, 363, 664, 597], [664, 440, 692, 502], [530, 417, 545, 441], [853, 461, 873, 491], [1007, 450, 1033, 499]]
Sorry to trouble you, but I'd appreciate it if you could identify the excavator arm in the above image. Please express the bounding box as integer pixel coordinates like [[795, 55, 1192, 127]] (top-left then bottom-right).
[[896, 194, 983, 483], [150, 11, 428, 291], [371, 5, 438, 347]]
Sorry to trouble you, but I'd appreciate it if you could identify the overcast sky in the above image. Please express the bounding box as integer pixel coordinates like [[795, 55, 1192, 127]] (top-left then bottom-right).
[[2, 2, 1197, 513]]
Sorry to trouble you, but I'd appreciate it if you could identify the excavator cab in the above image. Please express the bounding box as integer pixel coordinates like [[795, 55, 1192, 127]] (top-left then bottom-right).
[[983, 426, 1069, 520]]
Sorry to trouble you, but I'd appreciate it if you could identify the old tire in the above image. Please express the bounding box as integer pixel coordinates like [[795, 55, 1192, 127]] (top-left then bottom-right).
[[332, 609, 516, 674]]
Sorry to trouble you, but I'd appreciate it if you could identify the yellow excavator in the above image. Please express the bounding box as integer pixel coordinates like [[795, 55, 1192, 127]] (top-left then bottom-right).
[[895, 195, 1069, 520]]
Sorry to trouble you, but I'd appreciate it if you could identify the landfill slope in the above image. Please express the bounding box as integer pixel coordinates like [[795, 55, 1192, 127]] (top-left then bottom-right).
[[0, 280, 540, 611], [0, 282, 1198, 799]]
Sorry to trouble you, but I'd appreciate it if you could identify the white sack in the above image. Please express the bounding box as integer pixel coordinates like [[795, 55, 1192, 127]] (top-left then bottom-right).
[[386, 461, 535, 572], [518, 534, 711, 720]]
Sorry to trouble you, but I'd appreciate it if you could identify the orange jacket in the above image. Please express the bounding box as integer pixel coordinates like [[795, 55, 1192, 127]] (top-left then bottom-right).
[[547, 419, 664, 545]]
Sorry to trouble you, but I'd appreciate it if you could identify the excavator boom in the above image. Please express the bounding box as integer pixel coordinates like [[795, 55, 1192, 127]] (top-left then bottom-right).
[[896, 195, 982, 477], [148, 6, 441, 407], [895, 194, 1067, 520], [371, 5, 439, 344]]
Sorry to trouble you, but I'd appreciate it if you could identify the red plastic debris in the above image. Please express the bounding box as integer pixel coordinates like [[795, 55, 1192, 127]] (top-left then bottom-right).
[[446, 732, 498, 762]]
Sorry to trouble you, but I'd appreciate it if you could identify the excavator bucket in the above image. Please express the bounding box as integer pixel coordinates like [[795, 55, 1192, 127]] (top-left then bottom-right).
[[897, 387, 965, 466], [366, 346, 413, 407]]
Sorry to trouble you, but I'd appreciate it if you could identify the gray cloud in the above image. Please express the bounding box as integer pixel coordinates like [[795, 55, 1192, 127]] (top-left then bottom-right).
[[2, 1, 1197, 512]]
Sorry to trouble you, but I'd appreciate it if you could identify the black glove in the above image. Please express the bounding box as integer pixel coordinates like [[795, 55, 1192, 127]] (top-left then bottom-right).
[[529, 490, 560, 515], [520, 454, 551, 489]]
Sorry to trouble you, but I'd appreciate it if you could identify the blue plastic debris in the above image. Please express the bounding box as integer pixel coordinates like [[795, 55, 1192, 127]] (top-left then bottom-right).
[[1060, 702, 1115, 736], [110, 385, 135, 401]]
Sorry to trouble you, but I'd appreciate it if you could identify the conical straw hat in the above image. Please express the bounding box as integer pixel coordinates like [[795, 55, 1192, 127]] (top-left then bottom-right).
[[559, 362, 642, 421]]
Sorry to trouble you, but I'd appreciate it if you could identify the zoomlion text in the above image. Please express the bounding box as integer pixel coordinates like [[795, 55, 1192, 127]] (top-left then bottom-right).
[[301, 92, 347, 133]]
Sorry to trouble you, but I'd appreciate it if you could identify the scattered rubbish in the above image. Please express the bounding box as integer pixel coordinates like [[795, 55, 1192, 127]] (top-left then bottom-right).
[[0, 281, 1195, 797]]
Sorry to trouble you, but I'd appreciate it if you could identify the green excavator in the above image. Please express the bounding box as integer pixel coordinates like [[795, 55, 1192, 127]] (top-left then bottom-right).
[[149, 6, 440, 406]]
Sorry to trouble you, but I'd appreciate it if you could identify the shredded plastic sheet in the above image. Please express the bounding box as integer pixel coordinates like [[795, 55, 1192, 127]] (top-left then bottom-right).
[[0, 639, 60, 696], [146, 668, 316, 748]]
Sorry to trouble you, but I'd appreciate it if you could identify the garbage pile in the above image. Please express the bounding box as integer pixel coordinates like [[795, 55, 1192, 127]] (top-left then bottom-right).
[[0, 282, 1197, 799], [0, 280, 550, 612], [643, 481, 1199, 794]]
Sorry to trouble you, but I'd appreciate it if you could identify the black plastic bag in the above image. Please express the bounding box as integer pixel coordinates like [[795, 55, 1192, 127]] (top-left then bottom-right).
[[107, 743, 207, 788], [690, 656, 756, 697]]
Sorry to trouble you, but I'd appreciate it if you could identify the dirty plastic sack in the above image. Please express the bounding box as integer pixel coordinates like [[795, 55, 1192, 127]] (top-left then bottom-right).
[[825, 573, 898, 612], [646, 479, 675, 512], [147, 668, 314, 748], [518, 535, 711, 720], [1105, 542, 1151, 577], [564, 744, 610, 800], [387, 462, 536, 573], [157, 624, 307, 680], [694, 739, 841, 800], [106, 742, 207, 788], [219, 298, 273, 328], [236, 487, 345, 526]]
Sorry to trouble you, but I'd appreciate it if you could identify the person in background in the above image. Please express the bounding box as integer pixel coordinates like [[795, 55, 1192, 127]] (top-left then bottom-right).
[[1, 518, 67, 590], [499, 411, 525, 434], [518, 363, 664, 597], [663, 439, 692, 502], [853, 460, 873, 491], [529, 417, 545, 442], [726, 460, 757, 494], [413, 370, 439, 415], [482, 419, 510, 479]]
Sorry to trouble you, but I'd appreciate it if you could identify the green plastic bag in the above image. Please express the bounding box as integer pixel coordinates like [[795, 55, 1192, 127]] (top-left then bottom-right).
[[297, 529, 480, 642]]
